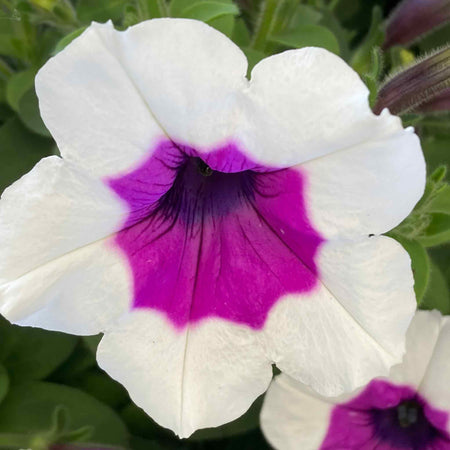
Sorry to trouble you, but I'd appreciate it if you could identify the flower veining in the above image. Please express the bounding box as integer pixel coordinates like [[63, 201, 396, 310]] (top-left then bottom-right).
[[107, 140, 324, 329]]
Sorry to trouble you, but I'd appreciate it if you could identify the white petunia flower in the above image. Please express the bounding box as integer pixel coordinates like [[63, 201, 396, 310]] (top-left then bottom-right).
[[261, 310, 450, 449], [0, 19, 425, 438]]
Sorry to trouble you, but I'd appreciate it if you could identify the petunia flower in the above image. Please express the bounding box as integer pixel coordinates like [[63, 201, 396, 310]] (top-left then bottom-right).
[[0, 19, 425, 437], [261, 310, 450, 450]]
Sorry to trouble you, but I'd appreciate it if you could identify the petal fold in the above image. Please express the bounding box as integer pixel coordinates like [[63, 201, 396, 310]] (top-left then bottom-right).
[[262, 236, 415, 396], [302, 125, 425, 238], [0, 156, 130, 334], [36, 22, 166, 178], [242, 48, 405, 167], [97, 311, 272, 438]]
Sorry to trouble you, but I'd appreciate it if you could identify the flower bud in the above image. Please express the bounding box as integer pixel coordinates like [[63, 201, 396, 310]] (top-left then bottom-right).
[[384, 0, 450, 49], [419, 87, 450, 112], [373, 46, 450, 115]]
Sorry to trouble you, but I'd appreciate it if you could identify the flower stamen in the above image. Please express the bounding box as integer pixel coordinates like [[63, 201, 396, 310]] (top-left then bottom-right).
[[397, 400, 420, 428], [196, 158, 214, 177]]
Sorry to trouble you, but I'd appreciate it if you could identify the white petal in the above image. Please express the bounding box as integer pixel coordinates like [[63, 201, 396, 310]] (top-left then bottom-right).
[[302, 127, 425, 238], [35, 22, 165, 178], [0, 156, 124, 283], [241, 48, 405, 166], [113, 19, 248, 149], [0, 157, 130, 334], [37, 20, 423, 181], [261, 374, 333, 450], [389, 310, 442, 388], [97, 311, 272, 438], [416, 313, 450, 418], [0, 238, 131, 335], [262, 236, 415, 396]]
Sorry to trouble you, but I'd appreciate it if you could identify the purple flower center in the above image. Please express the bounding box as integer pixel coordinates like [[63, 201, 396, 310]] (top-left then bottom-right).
[[106, 140, 323, 330], [156, 156, 256, 225], [321, 380, 450, 449], [371, 398, 444, 448]]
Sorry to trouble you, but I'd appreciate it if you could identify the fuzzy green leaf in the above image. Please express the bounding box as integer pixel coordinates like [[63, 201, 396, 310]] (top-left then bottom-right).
[[418, 213, 450, 247]]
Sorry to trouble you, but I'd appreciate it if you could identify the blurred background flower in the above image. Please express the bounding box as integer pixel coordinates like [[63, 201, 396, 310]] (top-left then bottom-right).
[[260, 310, 450, 450]]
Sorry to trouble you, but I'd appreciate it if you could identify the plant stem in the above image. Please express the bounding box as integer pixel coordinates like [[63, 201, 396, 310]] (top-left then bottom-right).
[[157, 0, 169, 17], [251, 0, 278, 51]]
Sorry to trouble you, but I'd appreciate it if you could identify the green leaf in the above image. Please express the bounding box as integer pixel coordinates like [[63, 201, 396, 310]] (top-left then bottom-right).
[[82, 334, 102, 354], [350, 6, 384, 74], [422, 136, 450, 171], [430, 166, 447, 184], [170, 0, 232, 17], [121, 403, 172, 440], [232, 17, 251, 47], [428, 185, 450, 214], [0, 117, 54, 194], [179, 1, 239, 22], [17, 87, 51, 137], [169, 0, 192, 16], [0, 101, 13, 123], [242, 47, 266, 74], [1, 325, 77, 383], [318, 7, 352, 61], [417, 213, 450, 248], [129, 436, 167, 450], [0, 317, 16, 362], [269, 25, 340, 54], [0, 19, 23, 59], [393, 236, 430, 302], [0, 381, 129, 446], [0, 364, 9, 404], [290, 4, 322, 27], [53, 27, 87, 55], [50, 340, 97, 382], [6, 68, 36, 111], [74, 370, 129, 409], [208, 14, 235, 37], [420, 261, 450, 314], [76, 0, 128, 23]]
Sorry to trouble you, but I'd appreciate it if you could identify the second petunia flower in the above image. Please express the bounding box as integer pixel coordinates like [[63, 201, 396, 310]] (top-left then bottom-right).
[[0, 19, 425, 437], [261, 310, 450, 449]]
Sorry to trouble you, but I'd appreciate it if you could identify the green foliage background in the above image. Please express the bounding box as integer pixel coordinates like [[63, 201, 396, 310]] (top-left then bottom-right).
[[0, 0, 449, 449]]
